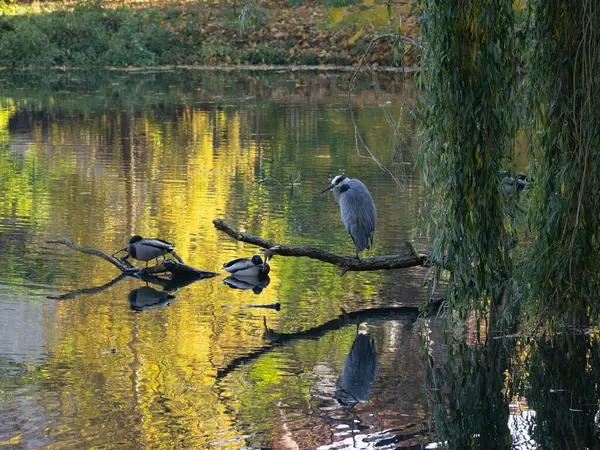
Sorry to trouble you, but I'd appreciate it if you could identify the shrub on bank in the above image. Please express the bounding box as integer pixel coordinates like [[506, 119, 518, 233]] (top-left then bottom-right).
[[0, 1, 413, 68], [0, 5, 180, 67]]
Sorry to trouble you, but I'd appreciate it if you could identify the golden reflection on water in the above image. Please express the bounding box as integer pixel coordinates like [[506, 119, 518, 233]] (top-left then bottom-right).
[[0, 72, 429, 448]]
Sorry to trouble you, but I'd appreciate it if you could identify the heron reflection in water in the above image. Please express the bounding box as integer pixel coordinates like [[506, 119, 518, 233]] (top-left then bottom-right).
[[334, 332, 378, 405]]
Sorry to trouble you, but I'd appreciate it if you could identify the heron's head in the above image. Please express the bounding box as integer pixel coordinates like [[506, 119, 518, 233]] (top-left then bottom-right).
[[321, 175, 349, 193], [128, 235, 143, 244]]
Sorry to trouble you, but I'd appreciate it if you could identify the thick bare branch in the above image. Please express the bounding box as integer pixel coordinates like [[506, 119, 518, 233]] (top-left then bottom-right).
[[47, 238, 131, 271], [213, 220, 428, 271], [142, 259, 219, 279]]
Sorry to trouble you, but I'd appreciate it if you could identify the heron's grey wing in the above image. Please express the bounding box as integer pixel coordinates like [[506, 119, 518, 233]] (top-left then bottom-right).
[[339, 180, 377, 251]]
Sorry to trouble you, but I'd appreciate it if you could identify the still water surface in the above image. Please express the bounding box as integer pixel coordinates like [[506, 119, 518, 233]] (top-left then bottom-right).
[[3, 71, 597, 450], [0, 71, 432, 448]]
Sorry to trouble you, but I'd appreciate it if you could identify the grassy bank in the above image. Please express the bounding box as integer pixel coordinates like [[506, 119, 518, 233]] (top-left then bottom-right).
[[0, 0, 418, 69]]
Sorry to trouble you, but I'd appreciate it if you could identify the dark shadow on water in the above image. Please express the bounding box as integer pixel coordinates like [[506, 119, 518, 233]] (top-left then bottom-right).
[[216, 306, 420, 379], [48, 270, 217, 310]]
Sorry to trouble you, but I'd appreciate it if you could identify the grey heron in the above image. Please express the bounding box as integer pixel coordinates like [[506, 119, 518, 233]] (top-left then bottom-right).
[[321, 175, 377, 259], [126, 235, 175, 266], [222, 255, 270, 277]]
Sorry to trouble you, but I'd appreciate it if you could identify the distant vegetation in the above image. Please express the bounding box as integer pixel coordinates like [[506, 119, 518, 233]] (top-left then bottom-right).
[[0, 0, 418, 68]]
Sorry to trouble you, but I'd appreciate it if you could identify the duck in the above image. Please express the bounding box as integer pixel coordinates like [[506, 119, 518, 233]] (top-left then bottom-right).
[[500, 171, 530, 195], [221, 255, 270, 277], [126, 235, 175, 266], [516, 173, 529, 192]]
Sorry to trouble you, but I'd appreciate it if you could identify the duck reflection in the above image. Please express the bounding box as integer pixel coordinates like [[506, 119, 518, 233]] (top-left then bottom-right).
[[334, 332, 378, 405], [128, 286, 176, 312], [223, 274, 271, 295]]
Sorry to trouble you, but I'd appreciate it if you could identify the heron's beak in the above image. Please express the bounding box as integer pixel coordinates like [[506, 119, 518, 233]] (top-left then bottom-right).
[[321, 183, 335, 194]]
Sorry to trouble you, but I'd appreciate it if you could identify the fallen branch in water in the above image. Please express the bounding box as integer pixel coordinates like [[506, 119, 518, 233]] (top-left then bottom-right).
[[216, 305, 426, 379], [46, 238, 219, 279], [213, 220, 428, 272]]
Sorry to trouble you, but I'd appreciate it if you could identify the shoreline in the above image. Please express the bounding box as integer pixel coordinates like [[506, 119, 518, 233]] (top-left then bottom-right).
[[0, 64, 418, 73]]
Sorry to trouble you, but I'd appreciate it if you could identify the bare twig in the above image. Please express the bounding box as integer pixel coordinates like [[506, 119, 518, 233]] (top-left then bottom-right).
[[213, 220, 428, 272], [348, 33, 419, 196], [349, 33, 421, 88]]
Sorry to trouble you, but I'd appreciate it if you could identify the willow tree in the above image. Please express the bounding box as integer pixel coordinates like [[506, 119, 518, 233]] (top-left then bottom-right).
[[525, 1, 600, 324], [415, 1, 517, 447], [417, 0, 517, 323]]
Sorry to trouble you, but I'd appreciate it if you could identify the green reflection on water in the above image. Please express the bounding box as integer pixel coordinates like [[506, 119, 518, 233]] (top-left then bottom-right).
[[0, 71, 429, 448], [2, 71, 597, 449]]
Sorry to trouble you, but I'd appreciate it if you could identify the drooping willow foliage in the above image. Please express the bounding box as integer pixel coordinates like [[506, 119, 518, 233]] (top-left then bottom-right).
[[416, 0, 518, 324], [415, 2, 517, 446], [525, 0, 600, 324], [415, 0, 599, 447]]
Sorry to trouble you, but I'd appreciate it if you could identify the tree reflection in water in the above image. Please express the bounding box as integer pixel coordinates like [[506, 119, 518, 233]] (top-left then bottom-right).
[[421, 316, 600, 449], [524, 331, 600, 448]]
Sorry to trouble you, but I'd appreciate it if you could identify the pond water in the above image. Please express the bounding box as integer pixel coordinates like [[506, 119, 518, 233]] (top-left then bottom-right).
[[0, 70, 432, 449], [1, 71, 598, 450]]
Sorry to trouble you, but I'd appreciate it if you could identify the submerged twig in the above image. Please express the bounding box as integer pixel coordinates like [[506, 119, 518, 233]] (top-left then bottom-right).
[[213, 220, 428, 272]]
